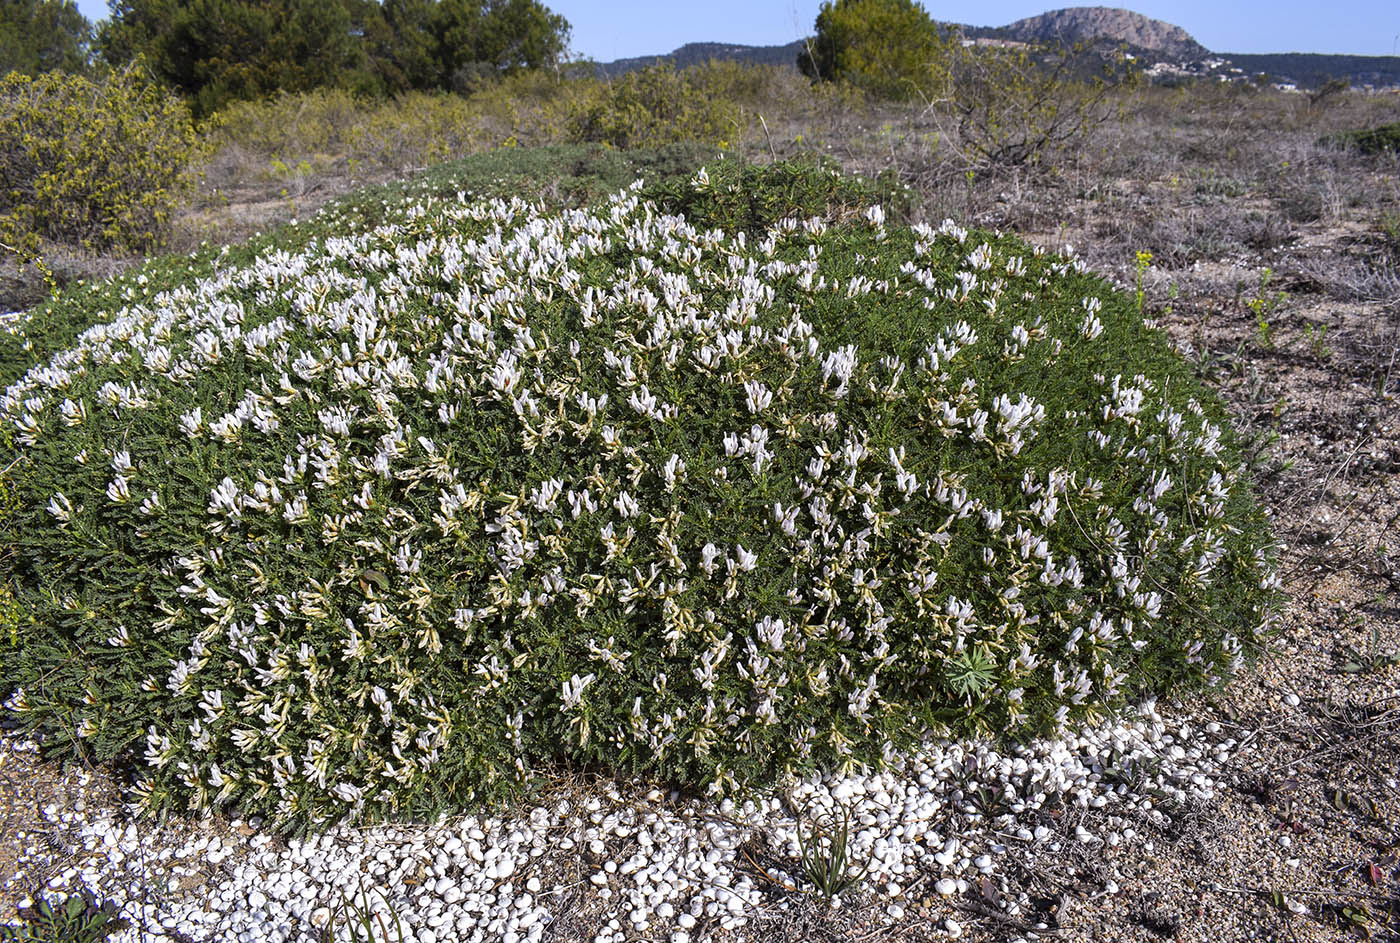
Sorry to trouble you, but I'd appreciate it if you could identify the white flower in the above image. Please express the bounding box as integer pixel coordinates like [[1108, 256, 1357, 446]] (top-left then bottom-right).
[[699, 542, 720, 576], [743, 381, 773, 415], [561, 672, 596, 709], [613, 490, 639, 519], [46, 492, 73, 522], [59, 398, 86, 426], [106, 476, 131, 504], [179, 407, 203, 438], [330, 782, 363, 803], [662, 453, 685, 490], [755, 616, 786, 652]]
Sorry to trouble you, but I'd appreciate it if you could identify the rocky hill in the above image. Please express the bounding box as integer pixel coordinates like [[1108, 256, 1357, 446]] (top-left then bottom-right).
[[995, 6, 1208, 60]]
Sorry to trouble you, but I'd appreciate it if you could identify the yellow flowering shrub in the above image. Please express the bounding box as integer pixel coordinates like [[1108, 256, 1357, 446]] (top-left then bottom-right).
[[0, 65, 204, 265], [570, 63, 744, 149]]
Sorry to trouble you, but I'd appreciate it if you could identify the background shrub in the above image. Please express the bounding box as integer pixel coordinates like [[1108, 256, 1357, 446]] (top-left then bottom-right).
[[0, 161, 1277, 831], [95, 0, 571, 115], [206, 87, 488, 179], [0, 65, 203, 266]]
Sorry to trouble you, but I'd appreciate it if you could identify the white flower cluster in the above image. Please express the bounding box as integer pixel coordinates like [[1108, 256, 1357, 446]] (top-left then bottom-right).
[[1, 180, 1276, 826]]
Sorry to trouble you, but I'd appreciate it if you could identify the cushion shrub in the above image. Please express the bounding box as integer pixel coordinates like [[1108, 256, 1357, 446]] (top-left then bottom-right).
[[0, 162, 1277, 830]]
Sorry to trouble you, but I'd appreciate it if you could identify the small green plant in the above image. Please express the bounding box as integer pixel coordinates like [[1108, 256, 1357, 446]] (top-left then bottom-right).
[[1, 891, 126, 943], [1337, 121, 1400, 156], [1246, 268, 1286, 349], [943, 645, 997, 701], [1303, 322, 1332, 361], [1332, 901, 1376, 940], [796, 799, 872, 901], [1340, 623, 1400, 675], [1378, 212, 1400, 262], [318, 878, 406, 943], [1133, 249, 1153, 316]]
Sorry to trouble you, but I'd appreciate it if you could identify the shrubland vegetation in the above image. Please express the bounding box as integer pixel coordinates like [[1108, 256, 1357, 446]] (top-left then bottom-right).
[[4, 0, 1400, 842], [798, 0, 948, 102]]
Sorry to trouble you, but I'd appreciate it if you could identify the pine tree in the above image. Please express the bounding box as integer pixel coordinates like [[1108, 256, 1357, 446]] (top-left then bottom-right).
[[0, 0, 91, 75]]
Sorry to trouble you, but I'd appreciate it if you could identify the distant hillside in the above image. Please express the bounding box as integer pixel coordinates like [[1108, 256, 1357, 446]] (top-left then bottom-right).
[[596, 41, 804, 77], [590, 7, 1400, 90], [1224, 53, 1400, 90], [994, 6, 1207, 59]]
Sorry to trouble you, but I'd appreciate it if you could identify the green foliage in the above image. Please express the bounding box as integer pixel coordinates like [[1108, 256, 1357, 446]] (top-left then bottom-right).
[[0, 65, 204, 269], [357, 0, 437, 94], [98, 0, 571, 114], [205, 86, 487, 175], [0, 161, 1277, 832], [101, 0, 370, 117], [0, 891, 126, 943], [318, 878, 407, 943], [430, 0, 570, 86], [1303, 322, 1331, 361], [0, 421, 21, 675], [571, 62, 741, 150], [1340, 621, 1399, 675], [1244, 268, 1286, 349], [1132, 250, 1152, 316], [798, 0, 947, 102], [0, 0, 91, 76], [1378, 212, 1400, 266], [1338, 121, 1400, 156], [797, 798, 871, 900], [637, 154, 914, 234], [204, 61, 805, 183]]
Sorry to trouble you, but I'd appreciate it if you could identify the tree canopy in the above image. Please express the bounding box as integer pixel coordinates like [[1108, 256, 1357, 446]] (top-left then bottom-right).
[[0, 0, 92, 76], [97, 0, 571, 114], [798, 0, 948, 101]]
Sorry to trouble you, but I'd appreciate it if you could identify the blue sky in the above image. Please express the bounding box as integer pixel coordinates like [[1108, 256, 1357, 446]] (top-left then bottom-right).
[[72, 1, 1400, 61]]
